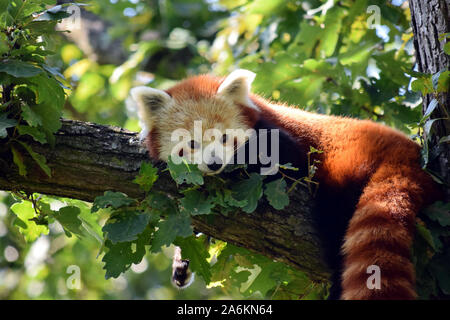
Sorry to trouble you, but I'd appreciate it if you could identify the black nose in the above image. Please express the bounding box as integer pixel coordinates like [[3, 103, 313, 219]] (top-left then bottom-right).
[[207, 158, 223, 172]]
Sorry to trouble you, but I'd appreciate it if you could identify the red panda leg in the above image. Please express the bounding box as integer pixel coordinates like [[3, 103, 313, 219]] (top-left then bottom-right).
[[340, 165, 430, 300]]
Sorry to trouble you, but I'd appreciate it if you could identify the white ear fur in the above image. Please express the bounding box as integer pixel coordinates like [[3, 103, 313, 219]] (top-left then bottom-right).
[[217, 69, 259, 110], [130, 86, 172, 140]]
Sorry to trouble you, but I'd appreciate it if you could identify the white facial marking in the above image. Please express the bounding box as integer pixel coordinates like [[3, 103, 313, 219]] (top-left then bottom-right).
[[130, 86, 172, 139]]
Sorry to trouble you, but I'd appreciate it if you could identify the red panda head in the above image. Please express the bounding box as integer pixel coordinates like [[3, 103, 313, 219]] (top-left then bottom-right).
[[130, 69, 260, 174]]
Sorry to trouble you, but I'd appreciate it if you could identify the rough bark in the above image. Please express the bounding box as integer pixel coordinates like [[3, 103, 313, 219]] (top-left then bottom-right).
[[0, 119, 331, 283], [410, 0, 450, 201]]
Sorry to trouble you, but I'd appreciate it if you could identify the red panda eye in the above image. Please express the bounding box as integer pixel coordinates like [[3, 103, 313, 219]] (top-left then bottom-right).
[[178, 149, 184, 157], [221, 134, 229, 144]]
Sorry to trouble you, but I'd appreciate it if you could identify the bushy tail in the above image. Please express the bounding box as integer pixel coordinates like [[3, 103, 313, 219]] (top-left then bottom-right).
[[340, 165, 436, 300]]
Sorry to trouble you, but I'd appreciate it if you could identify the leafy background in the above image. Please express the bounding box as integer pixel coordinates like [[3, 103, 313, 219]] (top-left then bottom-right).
[[0, 0, 449, 299]]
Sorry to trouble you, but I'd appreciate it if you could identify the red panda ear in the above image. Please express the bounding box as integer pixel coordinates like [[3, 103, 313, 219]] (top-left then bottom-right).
[[130, 86, 172, 139], [217, 69, 259, 111]]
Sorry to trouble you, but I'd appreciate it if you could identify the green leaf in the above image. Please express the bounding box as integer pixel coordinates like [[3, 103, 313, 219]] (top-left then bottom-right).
[[102, 241, 134, 279], [250, 51, 304, 93], [228, 246, 292, 297], [11, 145, 27, 176], [42, 126, 55, 148], [11, 200, 49, 242], [103, 212, 150, 244], [264, 179, 289, 210], [102, 227, 152, 279], [339, 42, 373, 66], [290, 21, 321, 57], [24, 74, 65, 133], [0, 32, 8, 55], [52, 206, 84, 238], [320, 7, 345, 57], [17, 125, 47, 144], [0, 112, 17, 138], [61, 197, 103, 242], [423, 99, 438, 118], [17, 141, 51, 177], [167, 155, 204, 185], [133, 162, 158, 192], [11, 46, 55, 60], [231, 173, 264, 213], [211, 243, 293, 297], [411, 76, 434, 95], [424, 201, 450, 227], [222, 189, 248, 208], [151, 211, 193, 253], [243, 260, 291, 297], [430, 69, 450, 93], [0, 1, 8, 16], [278, 163, 299, 171], [180, 190, 215, 215], [416, 223, 436, 251], [91, 191, 136, 213], [423, 118, 440, 138], [211, 188, 248, 212], [175, 235, 211, 284], [246, 0, 284, 15], [411, 78, 425, 93], [437, 70, 449, 93], [8, 0, 44, 21], [41, 64, 64, 78], [21, 104, 43, 127], [34, 5, 73, 22], [0, 11, 13, 28], [147, 191, 177, 214], [309, 146, 323, 154], [0, 60, 43, 78], [211, 244, 250, 288], [32, 102, 62, 134], [444, 42, 450, 55]]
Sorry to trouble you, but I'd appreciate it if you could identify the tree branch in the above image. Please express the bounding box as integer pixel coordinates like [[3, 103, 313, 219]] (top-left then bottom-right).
[[0, 119, 331, 283]]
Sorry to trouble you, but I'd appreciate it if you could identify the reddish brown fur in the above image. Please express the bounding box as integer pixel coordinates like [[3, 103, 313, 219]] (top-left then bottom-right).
[[166, 75, 221, 101], [146, 74, 441, 300], [145, 128, 160, 159]]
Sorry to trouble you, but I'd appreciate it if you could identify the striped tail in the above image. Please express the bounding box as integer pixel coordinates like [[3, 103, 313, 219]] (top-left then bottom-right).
[[340, 165, 435, 300]]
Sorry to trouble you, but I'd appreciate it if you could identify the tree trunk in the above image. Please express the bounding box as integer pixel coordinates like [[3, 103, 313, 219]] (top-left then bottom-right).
[[409, 0, 450, 201], [0, 119, 331, 283]]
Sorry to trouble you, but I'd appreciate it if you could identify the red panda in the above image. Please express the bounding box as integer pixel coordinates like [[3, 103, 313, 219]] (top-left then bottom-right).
[[130, 69, 440, 300]]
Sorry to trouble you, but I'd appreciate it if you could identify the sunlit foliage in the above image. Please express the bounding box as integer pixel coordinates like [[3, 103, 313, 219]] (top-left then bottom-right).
[[1, 0, 448, 299]]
